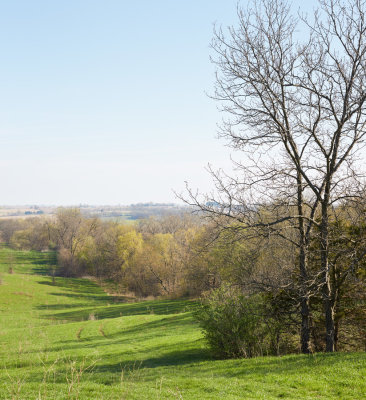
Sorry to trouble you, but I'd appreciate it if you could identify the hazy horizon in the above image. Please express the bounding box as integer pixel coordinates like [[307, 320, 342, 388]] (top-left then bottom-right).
[[0, 202, 185, 207]]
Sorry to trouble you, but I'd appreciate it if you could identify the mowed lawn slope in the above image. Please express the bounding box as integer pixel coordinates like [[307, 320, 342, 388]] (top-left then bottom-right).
[[0, 248, 365, 399]]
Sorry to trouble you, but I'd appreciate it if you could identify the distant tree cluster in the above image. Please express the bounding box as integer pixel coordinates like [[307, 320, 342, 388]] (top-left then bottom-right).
[[0, 209, 228, 297]]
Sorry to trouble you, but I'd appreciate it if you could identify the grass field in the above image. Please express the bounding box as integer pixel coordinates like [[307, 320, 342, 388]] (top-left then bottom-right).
[[0, 247, 366, 399]]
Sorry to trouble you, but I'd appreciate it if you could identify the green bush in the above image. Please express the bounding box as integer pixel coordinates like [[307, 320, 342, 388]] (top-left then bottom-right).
[[195, 286, 286, 358]]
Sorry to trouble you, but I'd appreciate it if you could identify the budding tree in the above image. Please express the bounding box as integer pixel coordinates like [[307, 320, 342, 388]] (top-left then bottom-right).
[[185, 0, 366, 353]]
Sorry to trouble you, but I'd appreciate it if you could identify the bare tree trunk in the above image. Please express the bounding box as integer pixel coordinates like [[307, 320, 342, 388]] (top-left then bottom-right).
[[321, 196, 335, 352], [334, 317, 339, 352], [333, 269, 341, 352], [298, 174, 311, 353], [300, 295, 311, 353], [148, 265, 170, 294]]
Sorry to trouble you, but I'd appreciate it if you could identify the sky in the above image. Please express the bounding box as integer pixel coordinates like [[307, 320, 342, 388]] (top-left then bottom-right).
[[0, 0, 316, 205]]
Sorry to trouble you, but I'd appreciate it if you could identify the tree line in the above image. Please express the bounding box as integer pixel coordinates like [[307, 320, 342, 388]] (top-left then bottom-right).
[[0, 209, 228, 297], [1, 201, 366, 356]]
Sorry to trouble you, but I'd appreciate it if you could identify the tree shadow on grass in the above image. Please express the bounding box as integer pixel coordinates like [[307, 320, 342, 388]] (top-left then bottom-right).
[[22, 314, 208, 385], [23, 351, 366, 389], [91, 352, 366, 380], [94, 347, 212, 374], [24, 344, 212, 386], [37, 276, 140, 304], [0, 248, 57, 275], [33, 314, 199, 356], [38, 277, 106, 295], [36, 292, 116, 306], [39, 296, 196, 321], [35, 269, 196, 322], [199, 352, 366, 381], [29, 252, 57, 275]]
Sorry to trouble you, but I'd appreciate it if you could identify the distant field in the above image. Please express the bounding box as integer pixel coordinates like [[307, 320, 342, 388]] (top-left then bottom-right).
[[0, 204, 189, 221], [98, 215, 137, 224], [0, 247, 366, 399]]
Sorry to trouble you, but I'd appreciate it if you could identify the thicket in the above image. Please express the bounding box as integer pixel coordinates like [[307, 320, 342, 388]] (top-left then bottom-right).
[[195, 286, 297, 358]]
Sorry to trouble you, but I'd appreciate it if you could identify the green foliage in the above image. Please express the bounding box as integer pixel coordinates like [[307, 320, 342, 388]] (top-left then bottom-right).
[[195, 286, 283, 358], [117, 228, 143, 269]]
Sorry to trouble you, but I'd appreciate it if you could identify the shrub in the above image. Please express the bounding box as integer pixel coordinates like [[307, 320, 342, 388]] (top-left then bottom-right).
[[195, 286, 286, 358]]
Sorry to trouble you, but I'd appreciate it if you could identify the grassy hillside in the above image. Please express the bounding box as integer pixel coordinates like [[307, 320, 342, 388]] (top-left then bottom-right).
[[0, 248, 365, 399]]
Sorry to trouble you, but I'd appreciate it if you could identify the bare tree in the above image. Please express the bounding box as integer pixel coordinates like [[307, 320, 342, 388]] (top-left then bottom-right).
[[185, 0, 366, 353], [51, 208, 98, 276]]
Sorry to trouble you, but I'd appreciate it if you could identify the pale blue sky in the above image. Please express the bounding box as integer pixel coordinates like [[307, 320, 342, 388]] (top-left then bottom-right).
[[0, 0, 315, 205]]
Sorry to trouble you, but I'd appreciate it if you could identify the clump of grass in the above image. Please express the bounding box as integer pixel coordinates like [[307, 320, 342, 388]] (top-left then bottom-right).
[[13, 292, 33, 298], [88, 313, 96, 321], [145, 306, 155, 315], [4, 372, 24, 400], [37, 355, 59, 399], [118, 361, 145, 399], [168, 386, 184, 399], [65, 357, 97, 400], [76, 326, 84, 340], [98, 323, 107, 338], [121, 361, 144, 382], [51, 267, 56, 285]]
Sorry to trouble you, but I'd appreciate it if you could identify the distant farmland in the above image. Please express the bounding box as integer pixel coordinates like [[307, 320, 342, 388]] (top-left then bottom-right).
[[0, 203, 189, 221]]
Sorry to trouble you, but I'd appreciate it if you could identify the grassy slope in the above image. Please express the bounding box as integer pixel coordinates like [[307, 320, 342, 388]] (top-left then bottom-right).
[[0, 248, 365, 399]]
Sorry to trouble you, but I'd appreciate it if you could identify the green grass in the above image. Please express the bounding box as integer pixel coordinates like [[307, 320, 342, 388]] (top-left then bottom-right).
[[0, 248, 366, 399]]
